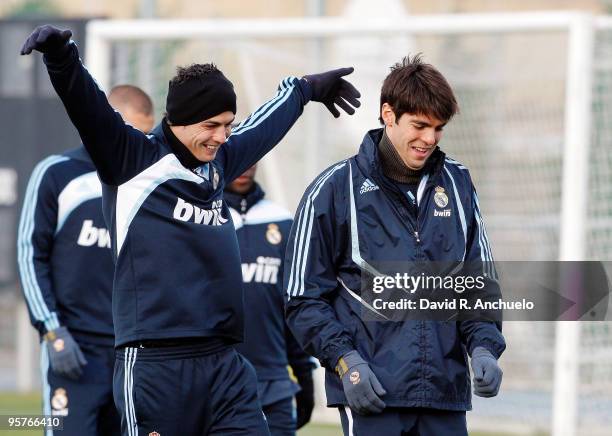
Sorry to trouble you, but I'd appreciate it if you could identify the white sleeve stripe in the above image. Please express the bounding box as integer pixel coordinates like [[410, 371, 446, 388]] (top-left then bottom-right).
[[473, 191, 496, 277], [17, 155, 68, 330], [444, 158, 467, 170], [444, 165, 467, 260], [231, 76, 297, 135], [297, 163, 347, 296], [233, 76, 290, 132], [288, 162, 345, 297], [473, 192, 493, 261], [287, 162, 346, 297], [287, 163, 342, 295]]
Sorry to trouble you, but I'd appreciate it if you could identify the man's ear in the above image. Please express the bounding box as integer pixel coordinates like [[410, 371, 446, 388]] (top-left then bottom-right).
[[381, 103, 396, 127]]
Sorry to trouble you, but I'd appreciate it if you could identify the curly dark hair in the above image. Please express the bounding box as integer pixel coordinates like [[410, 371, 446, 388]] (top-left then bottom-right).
[[379, 54, 458, 124], [169, 63, 220, 86]]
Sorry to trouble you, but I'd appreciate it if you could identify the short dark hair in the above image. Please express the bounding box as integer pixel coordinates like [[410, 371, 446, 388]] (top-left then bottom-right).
[[379, 54, 458, 124], [108, 84, 153, 116], [169, 63, 220, 87]]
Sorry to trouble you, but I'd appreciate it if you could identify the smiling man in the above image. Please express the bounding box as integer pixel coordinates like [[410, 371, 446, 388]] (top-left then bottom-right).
[[285, 55, 506, 436], [21, 25, 360, 436]]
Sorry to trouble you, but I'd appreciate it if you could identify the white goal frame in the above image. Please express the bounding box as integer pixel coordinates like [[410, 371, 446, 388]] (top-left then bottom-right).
[[77, 11, 606, 436]]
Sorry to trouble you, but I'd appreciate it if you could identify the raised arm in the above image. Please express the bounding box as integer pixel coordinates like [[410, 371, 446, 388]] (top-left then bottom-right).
[[21, 25, 156, 185], [218, 68, 360, 183]]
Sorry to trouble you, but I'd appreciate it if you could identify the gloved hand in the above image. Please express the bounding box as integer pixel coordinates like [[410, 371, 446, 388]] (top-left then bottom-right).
[[471, 346, 503, 397], [20, 24, 73, 57], [303, 67, 361, 118], [44, 326, 87, 380], [295, 370, 315, 429], [336, 350, 386, 415]]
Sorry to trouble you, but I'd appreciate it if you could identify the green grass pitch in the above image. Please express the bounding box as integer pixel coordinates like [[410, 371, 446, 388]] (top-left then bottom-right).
[[0, 392, 528, 436]]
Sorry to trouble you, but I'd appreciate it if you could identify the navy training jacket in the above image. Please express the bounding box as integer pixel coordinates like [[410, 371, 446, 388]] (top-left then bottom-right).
[[285, 128, 506, 411], [42, 42, 312, 347], [17, 147, 114, 345], [226, 183, 315, 405]]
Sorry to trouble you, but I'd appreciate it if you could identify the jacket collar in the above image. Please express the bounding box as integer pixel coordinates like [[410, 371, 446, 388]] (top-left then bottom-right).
[[224, 182, 265, 213], [355, 128, 446, 186], [158, 118, 204, 170]]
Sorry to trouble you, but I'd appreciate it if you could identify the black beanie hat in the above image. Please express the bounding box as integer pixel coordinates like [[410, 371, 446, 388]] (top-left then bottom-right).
[[166, 67, 237, 126]]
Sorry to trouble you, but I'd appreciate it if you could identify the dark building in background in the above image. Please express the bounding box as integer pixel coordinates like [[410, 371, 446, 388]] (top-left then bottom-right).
[[0, 19, 88, 293]]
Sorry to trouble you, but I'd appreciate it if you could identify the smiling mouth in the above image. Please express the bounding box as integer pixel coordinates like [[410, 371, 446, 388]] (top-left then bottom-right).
[[202, 144, 219, 151], [412, 146, 431, 153]]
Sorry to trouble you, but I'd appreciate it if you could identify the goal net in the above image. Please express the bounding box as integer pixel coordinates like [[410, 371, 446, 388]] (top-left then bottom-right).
[[84, 12, 612, 435]]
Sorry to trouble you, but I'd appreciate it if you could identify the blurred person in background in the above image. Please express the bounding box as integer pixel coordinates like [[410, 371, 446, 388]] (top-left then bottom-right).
[[225, 164, 316, 436], [284, 55, 505, 436], [21, 24, 359, 435], [17, 85, 154, 436]]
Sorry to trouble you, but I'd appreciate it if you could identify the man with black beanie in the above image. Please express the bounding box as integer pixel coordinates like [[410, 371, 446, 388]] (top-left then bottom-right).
[[21, 24, 360, 436]]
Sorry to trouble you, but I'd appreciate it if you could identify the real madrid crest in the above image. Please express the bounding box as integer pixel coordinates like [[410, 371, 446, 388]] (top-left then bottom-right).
[[53, 338, 65, 352], [266, 223, 282, 245], [433, 186, 449, 208], [51, 388, 68, 414]]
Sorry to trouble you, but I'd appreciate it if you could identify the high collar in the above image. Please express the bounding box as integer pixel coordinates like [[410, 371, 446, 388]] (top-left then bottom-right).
[[356, 128, 445, 184], [161, 117, 205, 170], [224, 182, 265, 214], [378, 129, 425, 184]]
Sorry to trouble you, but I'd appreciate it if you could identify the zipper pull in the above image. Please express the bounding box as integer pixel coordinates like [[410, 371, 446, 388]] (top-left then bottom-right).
[[414, 231, 420, 243], [240, 198, 247, 217]]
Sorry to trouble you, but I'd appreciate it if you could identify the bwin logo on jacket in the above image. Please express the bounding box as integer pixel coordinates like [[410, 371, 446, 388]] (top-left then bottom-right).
[[173, 197, 228, 226], [242, 256, 281, 284], [359, 178, 379, 195], [77, 220, 111, 248]]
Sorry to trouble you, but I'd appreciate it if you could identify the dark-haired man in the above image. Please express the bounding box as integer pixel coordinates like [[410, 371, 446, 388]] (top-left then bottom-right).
[[225, 164, 316, 436], [285, 55, 506, 435], [17, 85, 154, 436], [21, 25, 360, 435]]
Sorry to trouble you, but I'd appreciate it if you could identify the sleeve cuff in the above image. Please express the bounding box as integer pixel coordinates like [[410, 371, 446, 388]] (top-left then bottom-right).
[[323, 342, 355, 372], [43, 42, 78, 71], [298, 78, 314, 103], [469, 340, 505, 359]]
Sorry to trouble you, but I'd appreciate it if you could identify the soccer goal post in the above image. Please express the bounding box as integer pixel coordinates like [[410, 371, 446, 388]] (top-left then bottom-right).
[[81, 11, 612, 435]]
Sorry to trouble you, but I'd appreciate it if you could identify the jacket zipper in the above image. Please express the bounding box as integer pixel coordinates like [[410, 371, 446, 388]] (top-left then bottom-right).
[[240, 198, 247, 219]]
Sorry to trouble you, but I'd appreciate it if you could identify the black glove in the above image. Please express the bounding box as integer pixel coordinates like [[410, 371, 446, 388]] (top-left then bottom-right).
[[303, 67, 361, 118], [20, 24, 72, 57], [44, 326, 87, 380], [471, 346, 503, 397], [295, 370, 315, 429], [336, 350, 386, 415]]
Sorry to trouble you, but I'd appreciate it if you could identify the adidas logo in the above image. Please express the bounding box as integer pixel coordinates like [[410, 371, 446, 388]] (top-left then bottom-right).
[[359, 179, 380, 195]]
